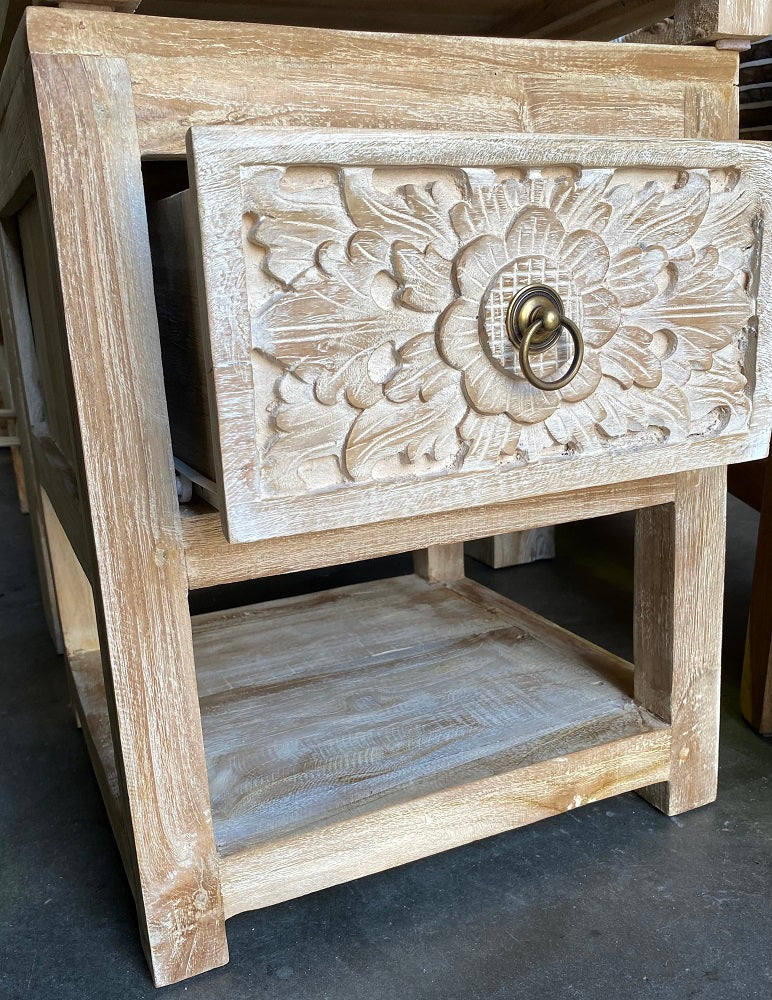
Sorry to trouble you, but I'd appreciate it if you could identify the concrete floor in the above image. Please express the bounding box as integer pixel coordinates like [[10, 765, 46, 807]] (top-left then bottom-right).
[[1, 451, 771, 999]]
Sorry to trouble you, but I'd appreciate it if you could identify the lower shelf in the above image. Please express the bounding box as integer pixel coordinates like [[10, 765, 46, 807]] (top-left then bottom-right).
[[191, 574, 671, 919]]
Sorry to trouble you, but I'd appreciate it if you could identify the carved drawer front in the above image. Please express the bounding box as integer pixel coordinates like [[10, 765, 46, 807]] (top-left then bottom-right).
[[187, 129, 772, 543]]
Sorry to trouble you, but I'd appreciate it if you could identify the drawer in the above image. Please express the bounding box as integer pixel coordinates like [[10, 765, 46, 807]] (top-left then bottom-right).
[[170, 130, 772, 543]]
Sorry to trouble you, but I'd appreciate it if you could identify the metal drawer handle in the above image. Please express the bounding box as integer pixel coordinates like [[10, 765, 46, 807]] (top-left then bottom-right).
[[505, 284, 584, 391]]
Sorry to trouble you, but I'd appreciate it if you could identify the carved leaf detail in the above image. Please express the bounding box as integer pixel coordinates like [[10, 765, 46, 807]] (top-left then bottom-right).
[[459, 409, 521, 463], [244, 167, 355, 286], [602, 172, 711, 251], [239, 163, 758, 498], [343, 170, 460, 256], [450, 181, 520, 243], [264, 372, 357, 493], [629, 246, 750, 369], [345, 385, 467, 481], [255, 232, 421, 375], [392, 242, 454, 313]]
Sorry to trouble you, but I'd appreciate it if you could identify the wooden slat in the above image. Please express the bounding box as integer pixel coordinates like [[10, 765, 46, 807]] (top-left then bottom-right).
[[0, 0, 732, 70], [67, 648, 130, 868], [39, 488, 98, 655], [28, 52, 227, 986], [181, 474, 680, 588]]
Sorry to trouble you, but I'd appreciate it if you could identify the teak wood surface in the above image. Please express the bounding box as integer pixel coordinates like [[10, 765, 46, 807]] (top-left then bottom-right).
[[0, 6, 766, 987]]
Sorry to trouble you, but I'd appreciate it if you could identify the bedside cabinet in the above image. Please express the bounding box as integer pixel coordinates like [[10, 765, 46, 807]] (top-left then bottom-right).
[[1, 3, 770, 986]]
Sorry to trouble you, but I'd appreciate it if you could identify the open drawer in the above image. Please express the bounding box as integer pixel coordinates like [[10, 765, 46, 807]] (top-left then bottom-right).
[[153, 130, 772, 542]]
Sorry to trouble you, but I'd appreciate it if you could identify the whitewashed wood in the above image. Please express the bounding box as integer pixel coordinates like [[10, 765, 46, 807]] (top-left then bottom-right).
[[0, 0, 680, 73], [675, 0, 772, 43], [221, 728, 670, 918], [22, 9, 739, 159], [194, 574, 667, 857], [29, 53, 227, 986], [413, 542, 465, 581], [181, 473, 680, 587], [39, 488, 98, 656], [188, 574, 669, 916], [634, 467, 727, 814], [188, 128, 772, 542]]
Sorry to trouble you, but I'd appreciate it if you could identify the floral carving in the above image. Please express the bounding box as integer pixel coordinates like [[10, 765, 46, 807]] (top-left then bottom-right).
[[240, 163, 758, 496]]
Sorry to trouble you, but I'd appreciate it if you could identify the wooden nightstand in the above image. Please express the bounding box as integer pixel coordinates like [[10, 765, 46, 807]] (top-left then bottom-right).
[[1, 1, 771, 987]]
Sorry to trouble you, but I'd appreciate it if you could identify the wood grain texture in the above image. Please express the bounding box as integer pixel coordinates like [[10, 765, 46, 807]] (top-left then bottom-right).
[[0, 0, 684, 71], [181, 474, 681, 587], [190, 574, 668, 917], [28, 53, 227, 986], [40, 487, 98, 656], [675, 0, 772, 42], [188, 128, 771, 542], [413, 542, 465, 581], [221, 728, 670, 918], [740, 456, 772, 733], [633, 467, 727, 814], [22, 9, 739, 159]]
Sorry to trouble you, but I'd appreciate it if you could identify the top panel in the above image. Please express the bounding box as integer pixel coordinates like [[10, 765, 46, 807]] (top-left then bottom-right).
[[188, 129, 772, 542]]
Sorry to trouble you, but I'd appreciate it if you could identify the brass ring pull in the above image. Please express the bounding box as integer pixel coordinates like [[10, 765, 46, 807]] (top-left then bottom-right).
[[519, 314, 583, 391], [505, 284, 584, 391]]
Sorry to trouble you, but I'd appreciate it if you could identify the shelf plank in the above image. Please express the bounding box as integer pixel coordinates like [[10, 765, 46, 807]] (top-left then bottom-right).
[[190, 575, 670, 918], [220, 727, 669, 919]]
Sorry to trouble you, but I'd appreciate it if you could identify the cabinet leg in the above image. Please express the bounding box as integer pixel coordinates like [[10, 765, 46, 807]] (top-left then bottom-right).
[[30, 53, 228, 985], [633, 467, 726, 816], [414, 543, 465, 582]]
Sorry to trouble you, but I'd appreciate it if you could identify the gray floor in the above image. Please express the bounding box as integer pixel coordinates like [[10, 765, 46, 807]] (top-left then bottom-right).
[[1, 451, 771, 1000]]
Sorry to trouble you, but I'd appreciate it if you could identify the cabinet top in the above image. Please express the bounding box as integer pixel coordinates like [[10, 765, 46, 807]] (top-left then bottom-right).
[[3, 1, 770, 84]]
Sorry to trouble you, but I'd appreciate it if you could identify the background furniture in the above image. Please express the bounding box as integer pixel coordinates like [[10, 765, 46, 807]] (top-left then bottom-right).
[[725, 38, 772, 735], [1, 0, 771, 988]]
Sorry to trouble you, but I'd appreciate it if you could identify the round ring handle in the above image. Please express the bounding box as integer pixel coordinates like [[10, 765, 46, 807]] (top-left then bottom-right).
[[518, 313, 584, 391]]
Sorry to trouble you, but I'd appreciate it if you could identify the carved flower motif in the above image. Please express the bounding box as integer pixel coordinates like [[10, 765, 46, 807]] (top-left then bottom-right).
[[242, 164, 757, 494], [437, 205, 616, 424]]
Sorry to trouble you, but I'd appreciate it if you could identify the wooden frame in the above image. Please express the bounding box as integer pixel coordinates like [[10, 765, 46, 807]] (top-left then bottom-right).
[[0, 7, 762, 986]]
